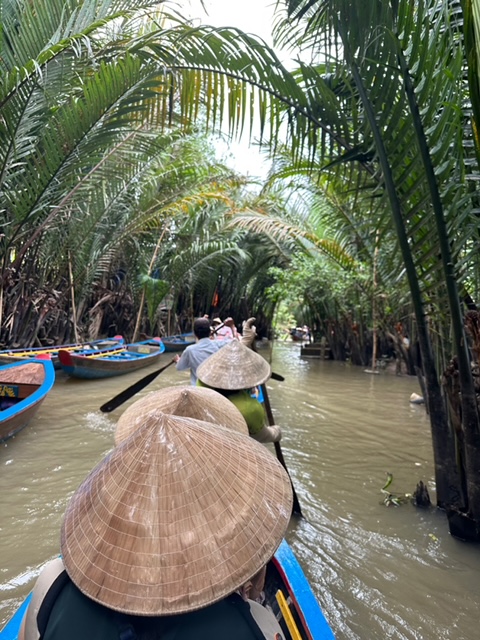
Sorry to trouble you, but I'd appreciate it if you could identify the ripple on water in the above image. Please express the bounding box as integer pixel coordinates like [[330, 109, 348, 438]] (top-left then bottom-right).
[[84, 411, 116, 435], [271, 346, 480, 639], [2, 348, 480, 639]]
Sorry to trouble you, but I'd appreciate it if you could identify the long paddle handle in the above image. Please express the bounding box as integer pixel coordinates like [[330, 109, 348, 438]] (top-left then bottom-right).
[[260, 383, 303, 517], [99, 324, 229, 414], [99, 359, 175, 413]]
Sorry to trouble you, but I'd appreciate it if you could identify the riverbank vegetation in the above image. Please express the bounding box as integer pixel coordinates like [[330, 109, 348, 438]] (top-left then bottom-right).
[[2, 0, 480, 538]]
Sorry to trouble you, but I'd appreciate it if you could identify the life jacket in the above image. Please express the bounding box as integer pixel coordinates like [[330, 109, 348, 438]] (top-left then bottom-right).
[[37, 571, 271, 640]]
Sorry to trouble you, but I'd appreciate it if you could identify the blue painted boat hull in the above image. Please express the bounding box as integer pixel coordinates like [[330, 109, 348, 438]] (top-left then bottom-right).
[[162, 333, 195, 352], [272, 539, 335, 639], [58, 339, 165, 379], [0, 358, 55, 442], [0, 594, 31, 640]]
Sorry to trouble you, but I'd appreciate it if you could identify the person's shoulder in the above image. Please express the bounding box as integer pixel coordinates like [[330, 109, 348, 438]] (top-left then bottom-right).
[[183, 339, 202, 354], [21, 557, 66, 640], [192, 337, 211, 346], [31, 557, 66, 605], [204, 339, 222, 350]]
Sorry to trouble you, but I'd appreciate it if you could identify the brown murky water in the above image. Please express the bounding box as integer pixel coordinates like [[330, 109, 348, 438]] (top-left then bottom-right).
[[1, 343, 479, 639]]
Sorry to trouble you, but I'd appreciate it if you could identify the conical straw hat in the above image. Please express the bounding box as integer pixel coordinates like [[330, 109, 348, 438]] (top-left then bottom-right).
[[196, 340, 271, 390], [61, 411, 292, 616], [114, 385, 248, 445]]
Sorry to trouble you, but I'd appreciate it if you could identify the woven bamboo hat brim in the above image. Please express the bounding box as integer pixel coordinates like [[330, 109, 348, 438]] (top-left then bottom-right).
[[61, 411, 292, 616], [196, 340, 271, 390], [114, 385, 248, 445]]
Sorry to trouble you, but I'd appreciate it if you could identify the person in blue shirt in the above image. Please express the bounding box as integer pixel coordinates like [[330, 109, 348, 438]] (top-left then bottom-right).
[[174, 317, 226, 385], [175, 317, 256, 385]]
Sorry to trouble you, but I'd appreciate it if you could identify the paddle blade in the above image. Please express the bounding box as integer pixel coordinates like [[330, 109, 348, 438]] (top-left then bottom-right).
[[99, 360, 175, 413]]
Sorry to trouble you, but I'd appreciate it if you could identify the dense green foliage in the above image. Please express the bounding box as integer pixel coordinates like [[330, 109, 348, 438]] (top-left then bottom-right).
[[0, 0, 294, 344]]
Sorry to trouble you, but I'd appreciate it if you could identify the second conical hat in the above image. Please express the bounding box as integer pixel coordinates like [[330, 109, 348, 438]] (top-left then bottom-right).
[[196, 339, 271, 390], [114, 385, 248, 445], [61, 411, 292, 616]]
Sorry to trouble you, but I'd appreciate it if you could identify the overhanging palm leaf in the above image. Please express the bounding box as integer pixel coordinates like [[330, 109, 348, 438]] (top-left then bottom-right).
[[229, 208, 356, 270]]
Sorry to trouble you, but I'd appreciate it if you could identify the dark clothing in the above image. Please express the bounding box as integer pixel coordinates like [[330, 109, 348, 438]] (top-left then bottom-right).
[[40, 577, 268, 640]]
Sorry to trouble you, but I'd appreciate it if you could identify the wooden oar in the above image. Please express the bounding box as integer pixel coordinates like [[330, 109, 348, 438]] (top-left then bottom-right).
[[99, 359, 175, 413], [99, 331, 284, 413], [260, 382, 303, 518], [100, 325, 227, 414]]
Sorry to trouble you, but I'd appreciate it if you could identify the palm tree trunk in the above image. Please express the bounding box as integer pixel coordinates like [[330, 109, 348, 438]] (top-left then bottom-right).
[[68, 252, 79, 343], [133, 226, 167, 341], [396, 38, 480, 521], [349, 60, 463, 510], [371, 231, 379, 372]]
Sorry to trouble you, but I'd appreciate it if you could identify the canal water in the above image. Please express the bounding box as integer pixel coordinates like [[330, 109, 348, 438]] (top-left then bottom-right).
[[1, 343, 479, 639]]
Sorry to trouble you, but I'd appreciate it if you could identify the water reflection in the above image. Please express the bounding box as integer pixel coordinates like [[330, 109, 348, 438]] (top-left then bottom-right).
[[1, 344, 479, 639]]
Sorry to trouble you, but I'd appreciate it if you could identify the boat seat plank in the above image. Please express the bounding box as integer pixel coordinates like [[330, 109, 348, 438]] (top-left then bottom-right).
[[127, 345, 157, 355]]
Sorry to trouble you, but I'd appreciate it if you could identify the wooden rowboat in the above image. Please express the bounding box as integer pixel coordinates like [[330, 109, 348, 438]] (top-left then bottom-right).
[[0, 538, 334, 639], [0, 336, 124, 370], [58, 338, 165, 379], [161, 332, 195, 352], [290, 328, 310, 342], [0, 358, 55, 443]]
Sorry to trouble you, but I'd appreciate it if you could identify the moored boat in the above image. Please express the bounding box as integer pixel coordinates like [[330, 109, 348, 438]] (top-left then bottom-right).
[[0, 358, 55, 443], [0, 336, 124, 370], [290, 327, 310, 342], [0, 538, 334, 640], [57, 338, 165, 379], [161, 332, 195, 352]]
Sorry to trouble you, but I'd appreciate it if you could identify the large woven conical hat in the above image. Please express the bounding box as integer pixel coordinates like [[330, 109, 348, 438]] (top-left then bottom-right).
[[114, 385, 248, 445], [61, 411, 292, 616], [196, 339, 271, 390]]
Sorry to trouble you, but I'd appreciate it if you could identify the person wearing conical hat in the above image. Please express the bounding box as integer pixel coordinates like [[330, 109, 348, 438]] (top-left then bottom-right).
[[196, 339, 282, 443], [114, 385, 249, 445], [224, 316, 239, 339], [211, 316, 234, 341], [19, 412, 291, 640]]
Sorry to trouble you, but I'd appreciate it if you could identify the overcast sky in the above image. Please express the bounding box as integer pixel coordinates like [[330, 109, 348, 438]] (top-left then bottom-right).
[[186, 0, 277, 45], [182, 0, 284, 180]]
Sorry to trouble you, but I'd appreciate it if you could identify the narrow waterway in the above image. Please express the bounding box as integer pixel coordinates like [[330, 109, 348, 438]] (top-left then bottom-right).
[[1, 343, 479, 639]]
